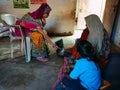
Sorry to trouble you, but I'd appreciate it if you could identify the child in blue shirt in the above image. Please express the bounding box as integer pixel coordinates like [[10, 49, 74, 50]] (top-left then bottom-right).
[[61, 40, 102, 90]]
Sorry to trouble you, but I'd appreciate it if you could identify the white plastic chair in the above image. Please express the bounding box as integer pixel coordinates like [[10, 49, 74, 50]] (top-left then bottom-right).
[[25, 36, 31, 62], [1, 13, 24, 58], [20, 26, 31, 62]]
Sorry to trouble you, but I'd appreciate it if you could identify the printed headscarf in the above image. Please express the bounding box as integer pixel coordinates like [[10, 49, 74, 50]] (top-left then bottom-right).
[[29, 3, 52, 19]]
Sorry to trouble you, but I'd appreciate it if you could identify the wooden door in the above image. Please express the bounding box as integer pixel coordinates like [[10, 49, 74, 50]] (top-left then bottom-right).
[[103, 0, 119, 37]]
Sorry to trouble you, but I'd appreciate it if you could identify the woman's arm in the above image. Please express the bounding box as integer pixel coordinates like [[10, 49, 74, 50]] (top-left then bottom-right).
[[36, 26, 58, 50], [20, 20, 58, 49]]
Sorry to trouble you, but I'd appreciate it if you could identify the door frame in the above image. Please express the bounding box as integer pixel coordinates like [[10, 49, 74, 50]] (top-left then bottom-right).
[[75, 0, 106, 30], [110, 0, 120, 44]]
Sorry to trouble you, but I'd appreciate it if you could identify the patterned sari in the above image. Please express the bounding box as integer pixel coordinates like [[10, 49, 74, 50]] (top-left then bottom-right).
[[22, 14, 50, 58], [15, 3, 51, 59], [30, 31, 50, 58]]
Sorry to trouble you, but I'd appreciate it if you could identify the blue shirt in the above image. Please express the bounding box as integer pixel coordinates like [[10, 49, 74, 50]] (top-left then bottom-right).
[[70, 58, 101, 90]]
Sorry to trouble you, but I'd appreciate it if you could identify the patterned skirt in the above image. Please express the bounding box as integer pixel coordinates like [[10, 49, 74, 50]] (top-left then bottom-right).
[[31, 39, 50, 58]]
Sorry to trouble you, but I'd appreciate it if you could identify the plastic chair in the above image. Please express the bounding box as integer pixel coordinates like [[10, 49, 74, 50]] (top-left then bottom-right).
[[24, 36, 31, 62], [1, 13, 24, 58], [20, 26, 31, 62]]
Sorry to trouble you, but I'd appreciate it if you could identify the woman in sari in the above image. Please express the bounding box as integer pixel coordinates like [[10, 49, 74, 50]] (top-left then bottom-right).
[[15, 3, 58, 62], [72, 14, 110, 68], [85, 14, 110, 68]]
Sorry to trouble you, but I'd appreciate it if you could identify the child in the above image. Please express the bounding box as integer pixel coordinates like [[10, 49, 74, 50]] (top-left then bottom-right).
[[61, 40, 102, 90]]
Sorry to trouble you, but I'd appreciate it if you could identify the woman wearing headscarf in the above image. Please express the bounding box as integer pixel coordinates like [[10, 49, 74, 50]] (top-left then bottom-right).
[[53, 14, 110, 89], [72, 14, 110, 68], [15, 3, 58, 62], [85, 14, 110, 67]]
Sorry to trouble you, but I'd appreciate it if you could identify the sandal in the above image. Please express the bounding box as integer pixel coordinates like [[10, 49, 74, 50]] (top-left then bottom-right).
[[36, 57, 48, 62]]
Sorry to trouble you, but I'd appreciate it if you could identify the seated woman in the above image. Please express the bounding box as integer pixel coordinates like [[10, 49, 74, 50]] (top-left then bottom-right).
[[85, 14, 110, 68], [72, 14, 110, 68], [15, 3, 58, 62]]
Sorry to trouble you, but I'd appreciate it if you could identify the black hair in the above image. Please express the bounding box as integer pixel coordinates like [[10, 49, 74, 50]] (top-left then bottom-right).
[[76, 40, 98, 63]]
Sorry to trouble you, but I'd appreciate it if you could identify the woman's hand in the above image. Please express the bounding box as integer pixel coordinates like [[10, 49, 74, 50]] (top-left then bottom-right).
[[52, 44, 59, 50], [36, 26, 59, 50]]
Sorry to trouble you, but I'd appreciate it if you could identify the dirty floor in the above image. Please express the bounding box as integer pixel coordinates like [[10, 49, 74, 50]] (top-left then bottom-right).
[[0, 30, 120, 90], [0, 30, 82, 90]]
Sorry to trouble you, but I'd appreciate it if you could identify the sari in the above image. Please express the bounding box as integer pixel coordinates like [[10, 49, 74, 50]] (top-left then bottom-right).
[[71, 14, 110, 68], [85, 14, 110, 68], [85, 14, 110, 59], [15, 3, 51, 59]]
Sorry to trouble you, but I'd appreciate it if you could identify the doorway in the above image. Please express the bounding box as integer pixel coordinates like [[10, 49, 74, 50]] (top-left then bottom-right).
[[111, 0, 120, 47], [75, 0, 106, 30]]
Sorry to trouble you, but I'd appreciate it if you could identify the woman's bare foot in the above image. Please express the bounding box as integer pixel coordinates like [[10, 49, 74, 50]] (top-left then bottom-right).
[[36, 57, 48, 62]]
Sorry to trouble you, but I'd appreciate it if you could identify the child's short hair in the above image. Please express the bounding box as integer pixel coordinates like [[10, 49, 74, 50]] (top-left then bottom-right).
[[76, 40, 98, 62]]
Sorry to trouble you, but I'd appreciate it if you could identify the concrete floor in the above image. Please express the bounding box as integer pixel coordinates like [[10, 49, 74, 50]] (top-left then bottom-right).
[[0, 54, 63, 90], [0, 30, 120, 90], [0, 31, 82, 90]]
